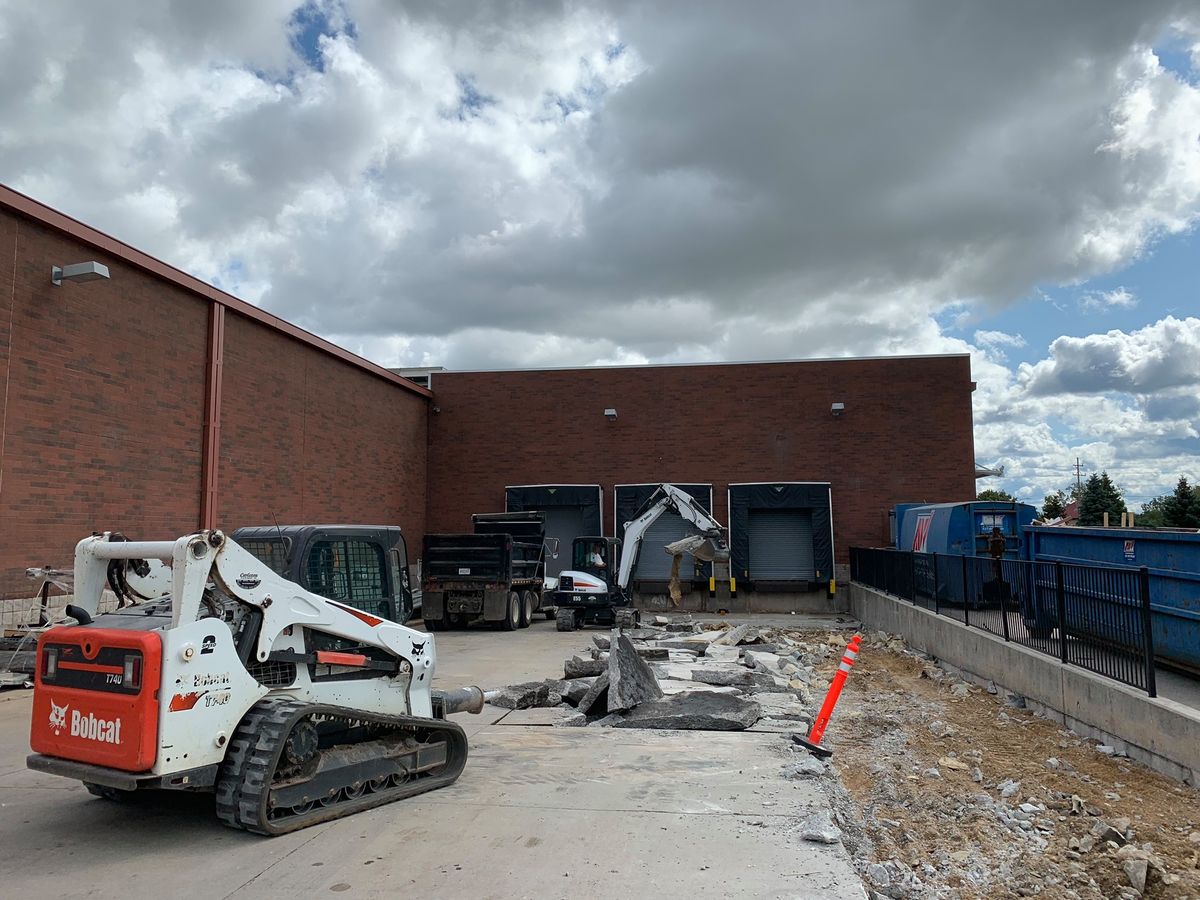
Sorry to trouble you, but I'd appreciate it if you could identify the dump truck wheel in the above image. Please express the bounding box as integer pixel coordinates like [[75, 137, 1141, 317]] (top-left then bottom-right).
[[519, 591, 534, 628], [501, 592, 521, 631], [556, 607, 576, 632]]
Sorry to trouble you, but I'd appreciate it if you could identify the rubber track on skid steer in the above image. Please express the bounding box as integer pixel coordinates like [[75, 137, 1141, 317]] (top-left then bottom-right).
[[215, 697, 468, 836]]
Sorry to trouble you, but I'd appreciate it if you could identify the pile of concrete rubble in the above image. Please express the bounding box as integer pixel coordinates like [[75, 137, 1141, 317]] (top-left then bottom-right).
[[486, 616, 846, 732]]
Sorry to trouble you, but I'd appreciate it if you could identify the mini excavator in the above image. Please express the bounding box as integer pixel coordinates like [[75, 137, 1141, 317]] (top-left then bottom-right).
[[28, 530, 483, 835], [550, 483, 732, 630]]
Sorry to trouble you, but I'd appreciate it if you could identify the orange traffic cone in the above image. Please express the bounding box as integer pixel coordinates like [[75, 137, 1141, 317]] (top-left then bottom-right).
[[793, 633, 862, 758]]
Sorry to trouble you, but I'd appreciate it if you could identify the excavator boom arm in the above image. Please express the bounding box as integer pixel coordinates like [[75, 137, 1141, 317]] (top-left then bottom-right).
[[615, 484, 728, 589]]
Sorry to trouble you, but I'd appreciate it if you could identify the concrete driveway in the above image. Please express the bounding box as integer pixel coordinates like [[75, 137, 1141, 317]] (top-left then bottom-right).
[[0, 619, 865, 899]]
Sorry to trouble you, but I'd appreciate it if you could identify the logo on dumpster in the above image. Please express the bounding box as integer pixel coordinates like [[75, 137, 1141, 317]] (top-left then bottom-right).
[[1123, 540, 1135, 561], [912, 514, 933, 553]]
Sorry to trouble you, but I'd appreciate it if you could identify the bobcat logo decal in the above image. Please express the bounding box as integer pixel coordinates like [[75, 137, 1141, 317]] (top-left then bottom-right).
[[410, 640, 427, 659], [48, 699, 68, 736]]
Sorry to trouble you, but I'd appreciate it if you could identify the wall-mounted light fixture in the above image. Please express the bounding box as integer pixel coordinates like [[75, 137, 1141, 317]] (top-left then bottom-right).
[[604, 407, 618, 421], [831, 402, 845, 417], [52, 262, 110, 287]]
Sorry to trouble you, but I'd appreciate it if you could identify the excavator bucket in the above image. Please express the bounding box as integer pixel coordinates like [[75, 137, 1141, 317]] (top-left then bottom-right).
[[663, 535, 730, 604]]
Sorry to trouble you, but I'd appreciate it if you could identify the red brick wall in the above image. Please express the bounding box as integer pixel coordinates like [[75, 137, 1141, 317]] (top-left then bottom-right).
[[0, 211, 209, 597], [0, 205, 428, 599], [217, 314, 427, 544], [425, 357, 976, 564]]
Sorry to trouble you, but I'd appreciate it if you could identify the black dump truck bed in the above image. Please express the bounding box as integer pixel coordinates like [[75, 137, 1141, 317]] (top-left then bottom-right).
[[423, 518, 545, 588], [421, 513, 550, 630]]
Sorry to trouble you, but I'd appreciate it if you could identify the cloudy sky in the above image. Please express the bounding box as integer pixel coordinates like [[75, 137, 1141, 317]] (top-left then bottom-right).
[[2, 1, 1199, 508]]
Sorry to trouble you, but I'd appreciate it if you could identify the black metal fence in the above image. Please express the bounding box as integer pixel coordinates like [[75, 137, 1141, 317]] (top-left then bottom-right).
[[850, 547, 1157, 696]]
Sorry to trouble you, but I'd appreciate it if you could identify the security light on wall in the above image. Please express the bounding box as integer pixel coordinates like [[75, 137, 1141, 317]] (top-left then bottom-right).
[[52, 262, 110, 286], [604, 408, 618, 421], [831, 402, 845, 417]]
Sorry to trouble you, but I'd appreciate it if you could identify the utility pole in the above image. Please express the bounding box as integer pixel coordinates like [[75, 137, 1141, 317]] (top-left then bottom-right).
[[1073, 457, 1083, 496]]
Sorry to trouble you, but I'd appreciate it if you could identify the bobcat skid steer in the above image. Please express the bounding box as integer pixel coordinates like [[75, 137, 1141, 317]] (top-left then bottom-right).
[[28, 530, 484, 835]]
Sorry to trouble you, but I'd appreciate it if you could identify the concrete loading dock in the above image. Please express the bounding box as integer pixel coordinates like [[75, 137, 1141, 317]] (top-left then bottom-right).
[[504, 485, 603, 581]]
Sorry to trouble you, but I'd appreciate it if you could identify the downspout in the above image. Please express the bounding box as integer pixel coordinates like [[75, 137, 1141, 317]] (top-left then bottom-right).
[[200, 303, 225, 530]]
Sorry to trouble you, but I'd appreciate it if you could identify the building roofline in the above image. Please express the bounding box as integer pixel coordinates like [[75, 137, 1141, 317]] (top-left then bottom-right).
[[429, 353, 972, 376], [0, 184, 431, 399]]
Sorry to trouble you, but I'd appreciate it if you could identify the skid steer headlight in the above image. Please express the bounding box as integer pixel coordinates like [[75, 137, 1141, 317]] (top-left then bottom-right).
[[42, 647, 59, 681], [123, 654, 142, 690]]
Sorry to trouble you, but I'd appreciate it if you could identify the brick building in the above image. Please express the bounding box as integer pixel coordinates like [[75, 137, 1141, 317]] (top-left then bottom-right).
[[0, 186, 976, 603]]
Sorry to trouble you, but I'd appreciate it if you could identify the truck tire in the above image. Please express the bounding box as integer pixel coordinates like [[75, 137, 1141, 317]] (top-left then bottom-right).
[[519, 591, 534, 628], [424, 616, 444, 632], [556, 607, 576, 632], [500, 591, 521, 631]]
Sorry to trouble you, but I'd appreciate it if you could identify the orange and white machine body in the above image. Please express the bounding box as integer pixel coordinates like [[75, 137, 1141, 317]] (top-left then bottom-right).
[[29, 532, 437, 786]]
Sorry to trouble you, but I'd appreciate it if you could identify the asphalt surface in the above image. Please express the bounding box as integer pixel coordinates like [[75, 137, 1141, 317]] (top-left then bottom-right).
[[0, 615, 866, 900]]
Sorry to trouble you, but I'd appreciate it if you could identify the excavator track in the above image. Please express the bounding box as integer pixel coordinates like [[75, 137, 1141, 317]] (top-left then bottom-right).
[[215, 697, 468, 836]]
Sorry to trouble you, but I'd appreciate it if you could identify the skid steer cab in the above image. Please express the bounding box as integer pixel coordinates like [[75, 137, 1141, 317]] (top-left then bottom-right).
[[550, 536, 640, 631], [230, 524, 415, 626], [28, 530, 484, 836]]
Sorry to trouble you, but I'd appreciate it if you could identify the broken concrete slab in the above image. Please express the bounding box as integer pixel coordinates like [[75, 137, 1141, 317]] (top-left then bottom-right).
[[703, 644, 741, 663], [486, 681, 552, 710], [742, 650, 784, 671], [658, 679, 742, 696], [576, 672, 610, 716], [681, 630, 724, 645], [607, 633, 664, 712], [711, 623, 757, 646], [607, 691, 761, 731], [653, 662, 702, 681], [592, 635, 611, 651], [564, 656, 606, 679], [658, 640, 708, 652], [690, 668, 780, 688], [744, 643, 783, 654], [799, 811, 842, 844], [622, 628, 662, 641], [630, 645, 669, 661], [561, 677, 595, 706], [748, 717, 811, 734], [663, 621, 698, 633], [747, 692, 810, 720]]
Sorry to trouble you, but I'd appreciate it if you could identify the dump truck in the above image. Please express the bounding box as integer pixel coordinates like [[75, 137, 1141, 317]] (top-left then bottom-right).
[[421, 512, 555, 631]]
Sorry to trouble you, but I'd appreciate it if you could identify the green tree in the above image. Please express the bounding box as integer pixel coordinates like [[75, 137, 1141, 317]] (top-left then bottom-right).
[[1041, 490, 1067, 520], [1138, 493, 1170, 527], [1163, 476, 1200, 528], [977, 488, 1017, 502], [1076, 471, 1126, 526]]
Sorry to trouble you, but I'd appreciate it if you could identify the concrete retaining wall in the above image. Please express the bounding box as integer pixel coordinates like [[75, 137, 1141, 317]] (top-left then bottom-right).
[[850, 583, 1200, 785]]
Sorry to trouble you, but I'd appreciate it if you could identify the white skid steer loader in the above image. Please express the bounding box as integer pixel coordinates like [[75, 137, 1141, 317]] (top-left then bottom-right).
[[28, 530, 483, 835]]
